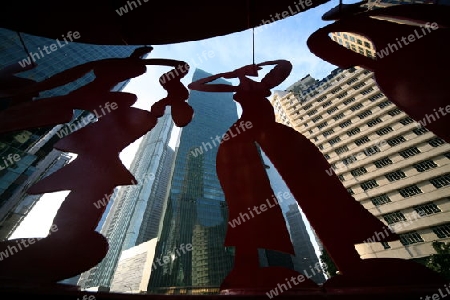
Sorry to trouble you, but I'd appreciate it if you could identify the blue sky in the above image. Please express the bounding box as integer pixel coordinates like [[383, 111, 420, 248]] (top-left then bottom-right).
[[11, 0, 353, 239]]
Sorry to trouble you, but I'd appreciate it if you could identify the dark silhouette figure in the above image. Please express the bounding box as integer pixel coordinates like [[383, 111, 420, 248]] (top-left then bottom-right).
[[0, 47, 193, 284], [308, 4, 450, 143], [188, 60, 446, 291]]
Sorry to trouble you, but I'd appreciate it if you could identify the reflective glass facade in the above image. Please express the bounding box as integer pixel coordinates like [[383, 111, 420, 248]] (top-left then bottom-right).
[[0, 28, 140, 239], [148, 69, 237, 293]]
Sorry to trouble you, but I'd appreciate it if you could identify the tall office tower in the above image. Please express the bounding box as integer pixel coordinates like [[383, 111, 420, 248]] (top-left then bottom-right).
[[270, 66, 450, 264], [285, 204, 326, 283], [78, 109, 175, 289], [0, 28, 140, 240], [147, 69, 237, 295]]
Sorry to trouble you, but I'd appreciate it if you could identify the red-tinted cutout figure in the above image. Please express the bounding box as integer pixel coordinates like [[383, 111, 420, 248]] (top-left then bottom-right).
[[0, 47, 193, 284], [189, 60, 445, 290], [308, 4, 450, 144]]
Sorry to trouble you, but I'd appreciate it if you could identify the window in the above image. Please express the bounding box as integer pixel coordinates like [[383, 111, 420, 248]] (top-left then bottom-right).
[[324, 154, 330, 159], [335, 145, 349, 154], [428, 137, 445, 147], [414, 203, 441, 216], [318, 122, 328, 129], [311, 115, 323, 123], [318, 144, 324, 150], [322, 101, 332, 108], [361, 179, 379, 191], [329, 137, 341, 145], [388, 108, 401, 116], [339, 120, 352, 128], [432, 223, 450, 238], [360, 87, 374, 95], [399, 117, 414, 125], [307, 109, 318, 116], [343, 33, 348, 39], [347, 128, 361, 136], [381, 241, 391, 249], [387, 135, 406, 147], [413, 160, 438, 172], [347, 188, 354, 195], [364, 41, 371, 48], [367, 118, 382, 127], [326, 106, 338, 115], [351, 167, 367, 177], [399, 147, 421, 159], [358, 110, 372, 119], [353, 82, 366, 90], [343, 97, 356, 105], [338, 175, 345, 181], [378, 100, 392, 109], [342, 155, 357, 165], [376, 126, 393, 136], [368, 93, 384, 102], [346, 77, 358, 85], [370, 194, 391, 206], [399, 185, 422, 198], [429, 173, 450, 189], [374, 157, 393, 168], [355, 136, 370, 146], [413, 127, 429, 135], [349, 103, 364, 112], [336, 91, 348, 99], [399, 231, 424, 245], [364, 145, 380, 156], [350, 36, 355, 42], [317, 95, 327, 102], [333, 113, 345, 121], [330, 87, 343, 94], [357, 39, 362, 45], [323, 129, 334, 137], [383, 211, 406, 225], [303, 103, 312, 110], [385, 170, 406, 182]]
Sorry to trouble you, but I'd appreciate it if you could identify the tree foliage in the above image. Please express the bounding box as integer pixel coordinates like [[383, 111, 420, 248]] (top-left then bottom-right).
[[320, 249, 338, 278], [426, 241, 450, 280]]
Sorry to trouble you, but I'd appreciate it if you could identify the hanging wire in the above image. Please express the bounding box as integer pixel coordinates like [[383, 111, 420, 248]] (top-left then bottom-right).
[[247, 0, 255, 65], [16, 31, 36, 67], [252, 27, 255, 66]]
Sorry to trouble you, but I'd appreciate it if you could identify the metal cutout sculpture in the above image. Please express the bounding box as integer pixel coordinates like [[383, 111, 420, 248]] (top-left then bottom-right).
[[188, 60, 446, 291], [307, 3, 450, 143], [0, 47, 192, 283]]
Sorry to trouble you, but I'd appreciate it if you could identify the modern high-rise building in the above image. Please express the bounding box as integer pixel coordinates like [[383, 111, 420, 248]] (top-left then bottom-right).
[[270, 66, 450, 264], [0, 28, 140, 240], [147, 69, 237, 295], [78, 109, 175, 289]]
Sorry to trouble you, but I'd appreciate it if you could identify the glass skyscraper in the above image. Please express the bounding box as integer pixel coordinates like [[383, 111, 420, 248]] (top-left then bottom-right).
[[78, 109, 175, 289], [0, 28, 140, 240], [148, 69, 238, 294]]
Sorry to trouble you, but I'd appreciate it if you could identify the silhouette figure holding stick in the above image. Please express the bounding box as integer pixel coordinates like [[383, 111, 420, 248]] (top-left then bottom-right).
[[189, 60, 443, 289], [0, 47, 193, 284]]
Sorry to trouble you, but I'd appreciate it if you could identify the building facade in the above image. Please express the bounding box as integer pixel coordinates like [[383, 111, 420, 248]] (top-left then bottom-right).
[[270, 66, 450, 262], [78, 109, 175, 289], [0, 28, 140, 240], [147, 69, 237, 294]]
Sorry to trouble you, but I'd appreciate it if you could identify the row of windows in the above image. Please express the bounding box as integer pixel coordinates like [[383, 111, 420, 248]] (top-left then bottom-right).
[[356, 171, 449, 197]]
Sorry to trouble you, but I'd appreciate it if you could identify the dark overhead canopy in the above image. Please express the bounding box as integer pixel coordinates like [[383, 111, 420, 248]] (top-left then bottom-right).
[[0, 0, 330, 46]]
